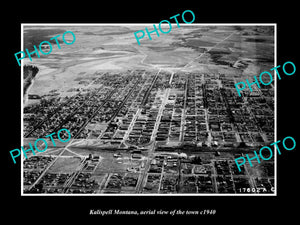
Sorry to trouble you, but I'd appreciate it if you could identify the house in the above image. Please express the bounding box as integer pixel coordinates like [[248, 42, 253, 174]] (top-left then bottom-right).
[[40, 42, 51, 49], [132, 154, 142, 159]]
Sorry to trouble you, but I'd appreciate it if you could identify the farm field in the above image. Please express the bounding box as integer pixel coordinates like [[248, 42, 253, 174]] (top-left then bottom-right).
[[22, 24, 275, 195]]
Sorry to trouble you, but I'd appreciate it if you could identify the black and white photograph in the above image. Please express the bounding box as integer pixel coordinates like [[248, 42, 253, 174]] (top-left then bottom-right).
[[21, 24, 275, 195]]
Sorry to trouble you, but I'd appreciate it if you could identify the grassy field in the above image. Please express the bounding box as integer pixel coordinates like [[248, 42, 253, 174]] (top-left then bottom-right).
[[48, 156, 82, 173], [23, 25, 274, 104]]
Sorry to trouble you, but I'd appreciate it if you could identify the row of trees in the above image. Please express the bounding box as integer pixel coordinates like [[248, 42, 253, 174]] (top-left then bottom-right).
[[23, 65, 39, 95], [24, 65, 39, 80]]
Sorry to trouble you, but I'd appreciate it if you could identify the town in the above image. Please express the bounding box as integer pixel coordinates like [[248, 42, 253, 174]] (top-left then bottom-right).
[[22, 68, 274, 194], [10, 128, 71, 164], [234, 61, 296, 96]]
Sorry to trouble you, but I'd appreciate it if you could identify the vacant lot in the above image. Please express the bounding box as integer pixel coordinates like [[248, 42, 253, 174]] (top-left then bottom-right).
[[48, 157, 82, 173]]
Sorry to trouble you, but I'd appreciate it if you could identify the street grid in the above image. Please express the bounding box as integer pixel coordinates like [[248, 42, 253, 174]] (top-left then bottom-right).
[[22, 25, 275, 195], [23, 68, 274, 194]]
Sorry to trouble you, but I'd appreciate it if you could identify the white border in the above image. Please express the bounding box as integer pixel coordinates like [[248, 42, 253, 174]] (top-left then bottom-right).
[[21, 23, 277, 196]]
